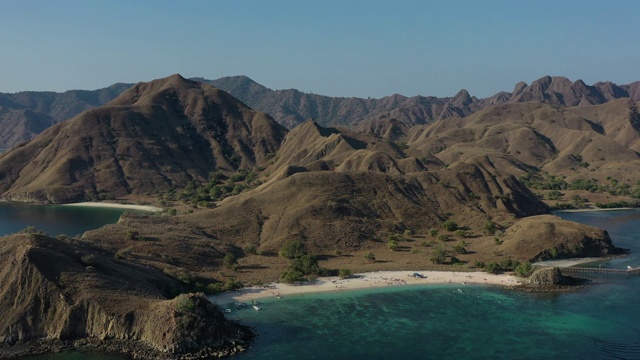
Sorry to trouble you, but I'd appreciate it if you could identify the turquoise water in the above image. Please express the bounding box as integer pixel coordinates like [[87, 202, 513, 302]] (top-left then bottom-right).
[[0, 203, 139, 237], [17, 209, 640, 359], [223, 209, 640, 360]]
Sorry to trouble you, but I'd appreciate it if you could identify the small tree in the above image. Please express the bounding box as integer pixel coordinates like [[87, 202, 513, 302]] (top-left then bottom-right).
[[174, 294, 196, 313], [404, 229, 414, 237], [365, 252, 376, 262], [223, 252, 238, 269], [454, 229, 467, 238], [125, 229, 139, 240], [428, 228, 439, 237], [279, 240, 307, 259], [338, 269, 353, 279], [453, 242, 467, 254], [388, 240, 399, 251], [442, 220, 458, 232], [429, 247, 448, 264], [436, 233, 449, 242], [485, 262, 502, 274], [515, 261, 534, 277], [484, 220, 497, 235]]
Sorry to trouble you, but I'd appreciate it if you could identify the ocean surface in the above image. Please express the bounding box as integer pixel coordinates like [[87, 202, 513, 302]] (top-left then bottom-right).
[[0, 203, 139, 237], [19, 209, 640, 359]]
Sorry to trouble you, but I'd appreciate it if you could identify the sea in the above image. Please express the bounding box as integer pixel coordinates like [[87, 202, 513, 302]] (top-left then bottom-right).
[[14, 208, 640, 360]]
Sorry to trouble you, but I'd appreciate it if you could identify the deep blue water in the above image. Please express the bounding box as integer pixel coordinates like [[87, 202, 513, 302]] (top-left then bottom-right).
[[0, 203, 138, 237], [19, 209, 640, 359]]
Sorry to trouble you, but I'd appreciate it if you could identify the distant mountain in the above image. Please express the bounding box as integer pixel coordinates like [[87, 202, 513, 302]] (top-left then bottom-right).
[[0, 83, 132, 148], [2, 75, 639, 148], [0, 74, 286, 202], [205, 75, 640, 131]]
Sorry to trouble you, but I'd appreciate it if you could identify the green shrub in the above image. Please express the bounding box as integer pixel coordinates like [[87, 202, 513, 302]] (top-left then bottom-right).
[[365, 252, 376, 262], [472, 261, 486, 269], [429, 247, 448, 264], [515, 261, 534, 277], [125, 229, 139, 240], [174, 294, 196, 313], [453, 242, 467, 254], [81, 254, 97, 266], [279, 240, 307, 259], [205, 283, 224, 295], [224, 279, 243, 291], [485, 262, 502, 274], [499, 258, 519, 271], [388, 240, 399, 251], [442, 220, 458, 232], [428, 228, 439, 237], [484, 221, 497, 235], [244, 244, 258, 255], [338, 269, 353, 279], [223, 252, 238, 269]]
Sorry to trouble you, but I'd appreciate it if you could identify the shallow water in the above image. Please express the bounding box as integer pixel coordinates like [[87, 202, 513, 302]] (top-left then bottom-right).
[[18, 209, 640, 359], [0, 203, 139, 237]]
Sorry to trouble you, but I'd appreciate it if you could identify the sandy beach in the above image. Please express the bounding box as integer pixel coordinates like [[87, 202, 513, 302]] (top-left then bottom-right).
[[208, 270, 522, 306], [62, 202, 162, 212]]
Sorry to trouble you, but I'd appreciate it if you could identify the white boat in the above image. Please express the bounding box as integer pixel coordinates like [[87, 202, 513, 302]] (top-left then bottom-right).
[[235, 302, 248, 309], [223, 308, 232, 313], [253, 304, 260, 311]]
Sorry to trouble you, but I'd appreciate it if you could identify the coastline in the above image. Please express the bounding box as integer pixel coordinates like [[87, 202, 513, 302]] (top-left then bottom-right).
[[553, 207, 635, 213], [62, 202, 162, 212], [208, 270, 522, 306]]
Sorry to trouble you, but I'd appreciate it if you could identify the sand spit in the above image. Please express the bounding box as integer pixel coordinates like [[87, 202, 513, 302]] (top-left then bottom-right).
[[62, 202, 162, 212], [209, 270, 521, 305]]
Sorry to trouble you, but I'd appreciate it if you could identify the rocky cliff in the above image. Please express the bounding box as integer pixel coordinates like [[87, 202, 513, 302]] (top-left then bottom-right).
[[0, 233, 250, 358]]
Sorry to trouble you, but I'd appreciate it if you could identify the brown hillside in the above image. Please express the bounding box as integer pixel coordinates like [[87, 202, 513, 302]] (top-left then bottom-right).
[[0, 233, 248, 357], [405, 101, 640, 185], [0, 74, 287, 203]]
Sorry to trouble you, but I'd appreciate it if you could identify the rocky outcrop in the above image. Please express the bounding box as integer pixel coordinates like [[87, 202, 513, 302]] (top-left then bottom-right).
[[528, 267, 576, 286], [0, 233, 251, 358]]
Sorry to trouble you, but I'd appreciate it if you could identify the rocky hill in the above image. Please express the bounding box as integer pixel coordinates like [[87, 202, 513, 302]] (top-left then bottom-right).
[[207, 75, 640, 130], [0, 232, 250, 358], [0, 83, 131, 148], [0, 74, 286, 203], [2, 75, 638, 148]]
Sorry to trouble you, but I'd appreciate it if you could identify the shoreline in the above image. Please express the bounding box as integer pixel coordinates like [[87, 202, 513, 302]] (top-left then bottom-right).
[[553, 207, 635, 213], [62, 202, 162, 212], [208, 270, 522, 306]]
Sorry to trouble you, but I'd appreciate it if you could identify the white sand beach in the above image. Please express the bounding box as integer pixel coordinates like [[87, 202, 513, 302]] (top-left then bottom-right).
[[62, 202, 162, 212], [208, 270, 522, 306]]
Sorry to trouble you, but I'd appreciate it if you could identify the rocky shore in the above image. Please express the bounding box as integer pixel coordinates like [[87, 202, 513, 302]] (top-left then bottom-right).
[[0, 328, 253, 359]]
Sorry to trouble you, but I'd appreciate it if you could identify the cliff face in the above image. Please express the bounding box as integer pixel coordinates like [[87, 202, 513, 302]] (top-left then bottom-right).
[[0, 233, 248, 357]]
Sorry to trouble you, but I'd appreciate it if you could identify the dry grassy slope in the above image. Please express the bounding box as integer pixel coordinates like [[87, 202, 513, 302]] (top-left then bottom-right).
[[405, 101, 640, 183], [0, 109, 54, 149], [176, 161, 545, 255], [0, 74, 287, 203], [265, 119, 431, 175], [0, 233, 243, 355], [0, 84, 132, 148]]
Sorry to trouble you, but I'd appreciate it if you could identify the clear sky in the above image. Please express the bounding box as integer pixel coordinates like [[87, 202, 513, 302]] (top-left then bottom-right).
[[1, 0, 638, 98]]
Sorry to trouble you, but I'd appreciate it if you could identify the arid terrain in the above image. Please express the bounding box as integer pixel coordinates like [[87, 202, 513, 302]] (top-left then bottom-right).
[[0, 74, 637, 357]]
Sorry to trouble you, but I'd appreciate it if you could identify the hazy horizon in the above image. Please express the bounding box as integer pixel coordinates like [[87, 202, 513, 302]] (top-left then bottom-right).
[[1, 0, 638, 98]]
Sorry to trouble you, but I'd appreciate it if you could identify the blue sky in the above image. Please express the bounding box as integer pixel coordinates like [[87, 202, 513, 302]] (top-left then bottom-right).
[[1, 0, 638, 98]]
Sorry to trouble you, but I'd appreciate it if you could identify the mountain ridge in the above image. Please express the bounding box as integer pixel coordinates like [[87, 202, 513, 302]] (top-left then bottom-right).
[[2, 75, 638, 148]]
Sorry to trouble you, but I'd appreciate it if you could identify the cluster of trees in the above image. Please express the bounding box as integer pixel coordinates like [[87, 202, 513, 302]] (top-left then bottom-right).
[[521, 173, 640, 198], [157, 170, 261, 208], [279, 241, 329, 283], [475, 259, 533, 277]]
